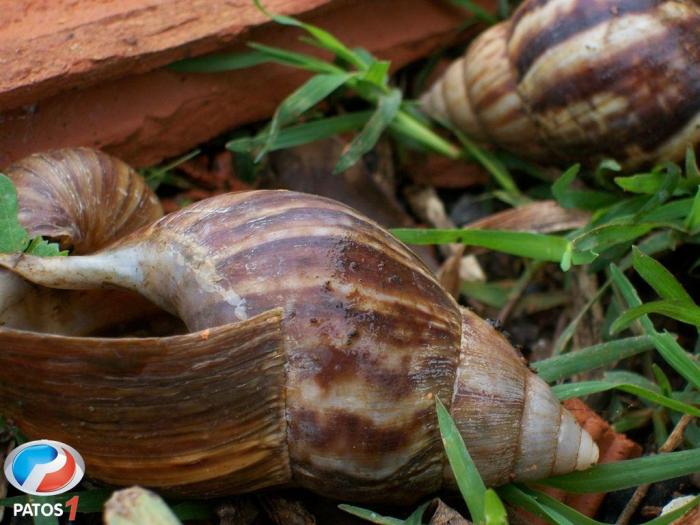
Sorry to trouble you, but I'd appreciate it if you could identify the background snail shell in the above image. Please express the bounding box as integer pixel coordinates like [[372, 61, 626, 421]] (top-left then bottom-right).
[[422, 0, 700, 168], [0, 149, 598, 503]]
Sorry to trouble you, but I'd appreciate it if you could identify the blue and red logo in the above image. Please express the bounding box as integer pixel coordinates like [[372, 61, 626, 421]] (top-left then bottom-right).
[[4, 440, 85, 496]]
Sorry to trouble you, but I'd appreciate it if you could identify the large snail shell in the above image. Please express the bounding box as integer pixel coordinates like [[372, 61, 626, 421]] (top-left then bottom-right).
[[422, 0, 700, 168], [0, 150, 598, 503], [0, 148, 166, 336]]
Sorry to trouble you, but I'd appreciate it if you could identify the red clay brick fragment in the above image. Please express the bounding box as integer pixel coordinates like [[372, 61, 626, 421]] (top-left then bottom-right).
[[0, 0, 489, 167]]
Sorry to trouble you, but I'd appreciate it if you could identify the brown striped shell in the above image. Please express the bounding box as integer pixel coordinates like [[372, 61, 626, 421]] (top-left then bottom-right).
[[0, 149, 598, 503], [0, 148, 166, 335], [422, 0, 700, 168]]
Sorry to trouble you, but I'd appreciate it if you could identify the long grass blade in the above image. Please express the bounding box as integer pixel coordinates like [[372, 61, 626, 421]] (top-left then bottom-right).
[[436, 397, 487, 524], [552, 380, 700, 417], [611, 299, 700, 334], [533, 336, 654, 382], [226, 111, 372, 154], [540, 449, 700, 493], [393, 228, 588, 266]]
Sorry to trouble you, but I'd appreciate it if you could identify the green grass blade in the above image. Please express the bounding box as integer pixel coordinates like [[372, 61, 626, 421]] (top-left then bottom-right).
[[644, 496, 700, 525], [610, 263, 700, 389], [685, 187, 700, 232], [502, 486, 698, 525], [436, 397, 487, 524], [533, 336, 654, 382], [169, 51, 270, 72], [362, 60, 390, 86], [611, 299, 700, 334], [551, 381, 700, 417], [540, 449, 700, 493], [260, 72, 352, 160], [484, 489, 508, 525], [632, 246, 694, 302], [253, 0, 367, 70], [334, 89, 401, 174], [686, 146, 700, 177], [227, 111, 372, 154], [571, 223, 655, 253], [390, 110, 461, 159], [615, 172, 669, 194], [552, 164, 617, 211], [247, 42, 341, 74], [450, 0, 499, 24], [498, 485, 574, 525], [650, 332, 700, 391], [453, 129, 520, 195], [337, 504, 403, 525], [609, 263, 656, 332], [404, 502, 432, 525], [393, 228, 580, 264]]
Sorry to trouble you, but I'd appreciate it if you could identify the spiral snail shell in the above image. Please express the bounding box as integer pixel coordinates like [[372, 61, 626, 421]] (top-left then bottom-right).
[[0, 149, 598, 503], [422, 0, 700, 168]]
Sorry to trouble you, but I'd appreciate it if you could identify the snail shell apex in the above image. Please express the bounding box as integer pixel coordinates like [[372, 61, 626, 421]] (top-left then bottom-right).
[[422, 0, 700, 168], [0, 150, 598, 502]]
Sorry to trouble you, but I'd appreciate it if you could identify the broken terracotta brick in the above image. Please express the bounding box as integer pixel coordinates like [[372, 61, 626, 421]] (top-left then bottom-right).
[[0, 0, 493, 168]]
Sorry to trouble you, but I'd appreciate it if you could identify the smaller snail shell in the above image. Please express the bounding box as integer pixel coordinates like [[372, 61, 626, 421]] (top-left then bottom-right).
[[422, 0, 700, 168]]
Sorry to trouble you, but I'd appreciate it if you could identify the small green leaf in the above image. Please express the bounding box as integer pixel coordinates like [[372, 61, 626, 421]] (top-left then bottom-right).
[[0, 173, 29, 253], [334, 89, 402, 174], [615, 172, 668, 194], [25, 237, 67, 257], [632, 246, 694, 302], [436, 396, 487, 525], [361, 60, 391, 86], [484, 489, 508, 525], [260, 72, 352, 160], [611, 299, 700, 334]]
